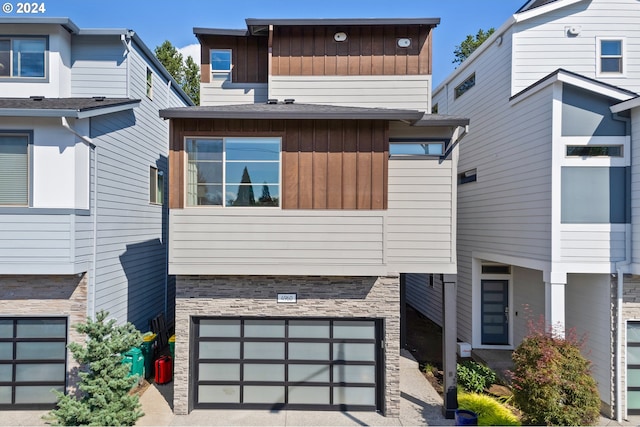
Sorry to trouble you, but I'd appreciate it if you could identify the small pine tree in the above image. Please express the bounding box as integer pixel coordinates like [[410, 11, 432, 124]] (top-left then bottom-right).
[[510, 316, 600, 426], [47, 311, 144, 426]]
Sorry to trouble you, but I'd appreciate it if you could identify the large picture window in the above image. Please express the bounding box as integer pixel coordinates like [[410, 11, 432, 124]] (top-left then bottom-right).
[[0, 133, 29, 206], [186, 137, 280, 207], [0, 37, 46, 78]]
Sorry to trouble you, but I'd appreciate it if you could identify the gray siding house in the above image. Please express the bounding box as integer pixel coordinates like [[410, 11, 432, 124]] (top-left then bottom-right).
[[160, 18, 468, 417], [0, 17, 192, 408]]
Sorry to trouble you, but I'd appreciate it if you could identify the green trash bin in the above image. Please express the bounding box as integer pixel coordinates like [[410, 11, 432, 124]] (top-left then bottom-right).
[[168, 335, 175, 361], [122, 347, 144, 379], [141, 332, 157, 379]]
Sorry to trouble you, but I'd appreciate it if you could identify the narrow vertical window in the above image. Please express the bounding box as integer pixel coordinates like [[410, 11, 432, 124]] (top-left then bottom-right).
[[598, 39, 623, 74], [0, 133, 29, 206], [210, 49, 232, 82], [149, 166, 163, 204], [146, 68, 153, 99]]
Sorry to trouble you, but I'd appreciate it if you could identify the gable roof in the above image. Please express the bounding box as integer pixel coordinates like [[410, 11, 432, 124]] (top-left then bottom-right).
[[0, 97, 140, 118]]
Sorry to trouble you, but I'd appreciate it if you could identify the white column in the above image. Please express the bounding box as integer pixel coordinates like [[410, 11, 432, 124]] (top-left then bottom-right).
[[545, 281, 566, 338]]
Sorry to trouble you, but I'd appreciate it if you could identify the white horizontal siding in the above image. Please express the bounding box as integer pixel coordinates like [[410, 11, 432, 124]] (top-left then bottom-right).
[[387, 158, 455, 272], [200, 83, 268, 106], [560, 225, 626, 262], [169, 210, 385, 276], [269, 75, 430, 111], [512, 0, 640, 94]]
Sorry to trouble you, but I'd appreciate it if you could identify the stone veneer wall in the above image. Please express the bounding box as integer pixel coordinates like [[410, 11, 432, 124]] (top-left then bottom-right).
[[173, 274, 400, 416], [621, 275, 640, 418], [0, 274, 88, 393]]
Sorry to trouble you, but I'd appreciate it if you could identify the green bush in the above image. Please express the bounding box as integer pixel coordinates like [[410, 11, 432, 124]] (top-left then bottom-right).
[[510, 317, 600, 426], [457, 361, 497, 393], [458, 392, 520, 426]]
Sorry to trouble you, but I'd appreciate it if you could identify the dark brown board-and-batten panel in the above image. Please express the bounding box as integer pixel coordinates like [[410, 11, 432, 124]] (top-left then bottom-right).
[[168, 119, 388, 210], [199, 35, 268, 84]]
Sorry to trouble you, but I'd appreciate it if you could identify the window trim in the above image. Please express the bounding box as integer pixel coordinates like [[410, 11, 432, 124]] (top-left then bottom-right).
[[0, 131, 31, 207], [210, 48, 232, 82], [184, 136, 282, 208], [146, 67, 153, 99], [0, 35, 48, 81], [596, 37, 625, 77], [454, 73, 476, 99], [149, 166, 164, 205]]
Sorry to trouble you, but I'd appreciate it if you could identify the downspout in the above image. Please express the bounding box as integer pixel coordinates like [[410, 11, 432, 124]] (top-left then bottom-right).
[[61, 117, 97, 320], [121, 33, 131, 97], [614, 112, 632, 422]]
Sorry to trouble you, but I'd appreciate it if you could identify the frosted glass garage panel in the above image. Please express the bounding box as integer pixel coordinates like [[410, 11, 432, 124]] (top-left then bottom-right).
[[244, 342, 284, 359], [333, 387, 375, 405], [16, 319, 66, 338], [16, 363, 65, 382], [0, 386, 11, 404], [629, 323, 640, 343], [333, 321, 375, 339], [0, 364, 11, 381], [288, 386, 330, 404], [244, 364, 284, 382], [198, 385, 240, 403], [199, 342, 240, 359], [199, 320, 240, 337], [0, 343, 11, 360], [628, 369, 640, 387], [289, 321, 329, 338], [244, 320, 285, 338], [628, 347, 640, 365], [243, 386, 285, 404], [289, 342, 329, 360], [333, 365, 375, 383], [629, 391, 640, 411], [288, 364, 330, 383], [199, 363, 240, 381], [14, 386, 62, 404], [16, 342, 65, 360], [333, 343, 375, 361], [0, 320, 12, 338]]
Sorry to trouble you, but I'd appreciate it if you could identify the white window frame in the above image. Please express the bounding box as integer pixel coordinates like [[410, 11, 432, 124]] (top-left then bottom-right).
[[149, 166, 163, 205], [210, 49, 232, 82], [0, 36, 48, 80], [184, 136, 281, 208], [0, 132, 30, 207], [596, 37, 625, 77]]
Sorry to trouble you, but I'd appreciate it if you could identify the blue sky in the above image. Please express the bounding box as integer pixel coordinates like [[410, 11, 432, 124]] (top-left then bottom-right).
[[7, 0, 524, 86]]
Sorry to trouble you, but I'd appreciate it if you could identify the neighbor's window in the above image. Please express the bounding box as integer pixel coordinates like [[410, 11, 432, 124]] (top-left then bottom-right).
[[0, 133, 29, 206], [598, 39, 623, 74], [186, 137, 280, 207], [149, 166, 164, 204], [146, 68, 153, 99], [211, 49, 232, 81], [455, 73, 475, 99], [561, 166, 629, 224], [432, 103, 439, 114], [389, 141, 445, 157], [0, 37, 46, 78], [566, 145, 623, 157]]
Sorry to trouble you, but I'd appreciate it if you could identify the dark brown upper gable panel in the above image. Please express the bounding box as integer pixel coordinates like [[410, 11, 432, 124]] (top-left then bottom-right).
[[272, 25, 432, 76], [199, 34, 268, 84]]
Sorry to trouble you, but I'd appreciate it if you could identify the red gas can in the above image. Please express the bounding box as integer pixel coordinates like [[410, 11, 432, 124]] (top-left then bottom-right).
[[154, 355, 172, 384]]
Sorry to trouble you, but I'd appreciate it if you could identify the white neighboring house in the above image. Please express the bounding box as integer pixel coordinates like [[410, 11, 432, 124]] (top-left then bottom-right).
[[0, 17, 192, 409], [407, 0, 640, 419]]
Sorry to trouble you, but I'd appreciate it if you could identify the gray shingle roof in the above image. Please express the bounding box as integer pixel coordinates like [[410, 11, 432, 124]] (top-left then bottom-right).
[[159, 103, 425, 121], [413, 114, 470, 127], [0, 97, 141, 118]]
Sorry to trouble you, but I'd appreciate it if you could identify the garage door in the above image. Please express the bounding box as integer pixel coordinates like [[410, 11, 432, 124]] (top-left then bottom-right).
[[193, 318, 383, 411], [0, 318, 67, 408]]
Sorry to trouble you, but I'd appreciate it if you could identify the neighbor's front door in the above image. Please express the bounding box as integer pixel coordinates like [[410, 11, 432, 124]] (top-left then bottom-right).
[[481, 280, 509, 345]]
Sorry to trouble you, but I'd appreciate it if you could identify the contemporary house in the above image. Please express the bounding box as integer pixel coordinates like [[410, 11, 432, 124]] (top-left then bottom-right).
[[160, 18, 468, 416], [407, 0, 640, 419], [0, 18, 192, 408]]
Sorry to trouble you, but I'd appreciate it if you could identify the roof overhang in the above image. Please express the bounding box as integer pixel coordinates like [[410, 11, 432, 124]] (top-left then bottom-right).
[[611, 96, 640, 114], [510, 68, 638, 105], [159, 103, 425, 122], [0, 17, 80, 33], [412, 114, 470, 127], [194, 28, 249, 37], [0, 98, 140, 119]]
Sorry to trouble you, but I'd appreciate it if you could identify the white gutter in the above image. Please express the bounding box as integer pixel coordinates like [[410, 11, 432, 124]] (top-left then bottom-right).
[[61, 117, 97, 320]]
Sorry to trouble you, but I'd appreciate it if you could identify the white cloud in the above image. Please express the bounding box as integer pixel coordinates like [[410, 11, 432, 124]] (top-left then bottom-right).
[[178, 44, 201, 66]]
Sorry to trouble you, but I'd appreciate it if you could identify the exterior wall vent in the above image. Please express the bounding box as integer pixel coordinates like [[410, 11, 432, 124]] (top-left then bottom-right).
[[284, 99, 295, 104], [30, 96, 45, 101], [267, 99, 278, 104]]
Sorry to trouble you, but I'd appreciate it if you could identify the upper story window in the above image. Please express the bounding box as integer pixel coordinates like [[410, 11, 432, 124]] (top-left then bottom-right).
[[146, 68, 153, 99], [566, 145, 623, 157], [597, 38, 624, 75], [454, 73, 475, 99], [186, 137, 280, 207], [0, 133, 29, 206], [149, 166, 164, 205], [0, 37, 47, 79], [211, 49, 232, 82], [389, 141, 444, 157]]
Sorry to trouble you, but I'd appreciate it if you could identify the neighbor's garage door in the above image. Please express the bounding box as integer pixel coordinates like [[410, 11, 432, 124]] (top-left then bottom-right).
[[0, 318, 67, 408], [193, 318, 383, 411]]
